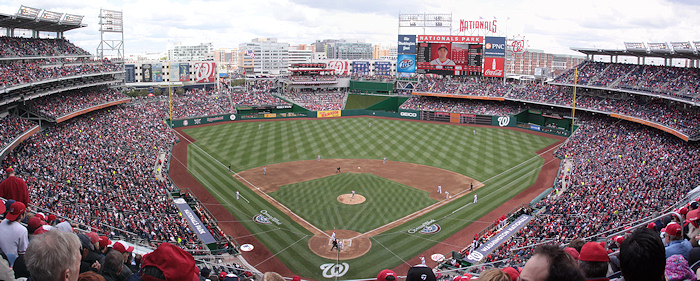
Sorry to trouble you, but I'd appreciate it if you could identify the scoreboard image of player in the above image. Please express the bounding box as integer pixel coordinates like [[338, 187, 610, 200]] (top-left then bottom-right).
[[415, 35, 484, 76]]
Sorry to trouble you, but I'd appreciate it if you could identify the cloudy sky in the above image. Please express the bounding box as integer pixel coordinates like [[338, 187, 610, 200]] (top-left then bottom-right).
[[2, 0, 700, 57]]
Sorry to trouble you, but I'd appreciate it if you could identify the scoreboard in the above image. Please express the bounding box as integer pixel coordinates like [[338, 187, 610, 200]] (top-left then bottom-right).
[[414, 35, 483, 76]]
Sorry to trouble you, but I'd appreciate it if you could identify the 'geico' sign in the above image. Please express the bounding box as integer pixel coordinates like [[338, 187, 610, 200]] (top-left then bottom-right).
[[400, 112, 418, 118]]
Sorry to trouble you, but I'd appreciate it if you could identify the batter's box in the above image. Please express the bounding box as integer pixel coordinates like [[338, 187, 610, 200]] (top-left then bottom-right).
[[338, 239, 353, 252]]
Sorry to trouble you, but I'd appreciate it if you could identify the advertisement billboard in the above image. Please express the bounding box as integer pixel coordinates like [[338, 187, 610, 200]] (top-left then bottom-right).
[[484, 37, 506, 57], [170, 63, 180, 81], [179, 63, 190, 82], [483, 57, 504, 77], [374, 61, 391, 76], [142, 63, 152, 82], [194, 62, 216, 83], [352, 61, 370, 76], [397, 54, 416, 74], [398, 34, 417, 54], [416, 42, 482, 75], [153, 63, 163, 82], [125, 64, 135, 83], [327, 60, 349, 75]]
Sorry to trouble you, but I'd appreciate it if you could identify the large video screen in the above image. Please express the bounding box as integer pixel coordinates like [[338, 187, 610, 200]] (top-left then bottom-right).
[[415, 35, 483, 76]]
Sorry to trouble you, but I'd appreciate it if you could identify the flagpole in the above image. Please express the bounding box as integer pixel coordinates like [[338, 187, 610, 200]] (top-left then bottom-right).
[[168, 59, 173, 127]]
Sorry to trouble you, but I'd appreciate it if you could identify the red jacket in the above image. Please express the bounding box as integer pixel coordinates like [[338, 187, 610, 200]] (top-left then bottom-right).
[[0, 176, 29, 206]]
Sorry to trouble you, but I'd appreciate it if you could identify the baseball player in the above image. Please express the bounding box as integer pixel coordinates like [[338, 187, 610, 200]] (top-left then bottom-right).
[[318, 155, 321, 162], [445, 191, 449, 199], [351, 190, 355, 199], [470, 182, 473, 191], [383, 157, 386, 164], [236, 190, 240, 200], [473, 129, 476, 135], [336, 167, 341, 173], [420, 255, 426, 265], [259, 124, 262, 129], [263, 166, 267, 175], [228, 164, 231, 171], [329, 231, 336, 245], [369, 121, 372, 127], [474, 194, 478, 204], [437, 185, 442, 194], [330, 239, 339, 251]]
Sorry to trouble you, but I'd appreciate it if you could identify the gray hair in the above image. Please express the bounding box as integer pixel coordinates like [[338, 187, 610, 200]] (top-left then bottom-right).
[[25, 230, 81, 281]]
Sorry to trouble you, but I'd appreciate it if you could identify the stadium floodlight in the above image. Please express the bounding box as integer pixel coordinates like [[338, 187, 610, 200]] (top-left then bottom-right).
[[670, 42, 693, 53], [648, 42, 671, 53], [61, 14, 84, 25], [100, 9, 122, 19], [40, 10, 63, 23], [624, 42, 646, 51], [16, 5, 41, 19], [693, 41, 700, 52]]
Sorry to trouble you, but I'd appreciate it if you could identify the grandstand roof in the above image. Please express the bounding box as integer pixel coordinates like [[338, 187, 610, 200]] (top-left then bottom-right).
[[0, 12, 86, 33], [571, 47, 700, 61]]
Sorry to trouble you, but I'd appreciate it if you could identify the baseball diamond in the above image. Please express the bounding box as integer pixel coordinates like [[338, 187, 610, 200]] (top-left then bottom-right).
[[171, 116, 562, 280]]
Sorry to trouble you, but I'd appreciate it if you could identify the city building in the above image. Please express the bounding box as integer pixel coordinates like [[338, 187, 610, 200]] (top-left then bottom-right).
[[167, 42, 214, 62], [507, 49, 585, 78], [288, 45, 313, 65], [214, 48, 238, 71], [238, 38, 289, 76]]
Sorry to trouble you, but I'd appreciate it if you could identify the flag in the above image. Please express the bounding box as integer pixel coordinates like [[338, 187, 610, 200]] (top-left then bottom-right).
[[246, 50, 255, 59]]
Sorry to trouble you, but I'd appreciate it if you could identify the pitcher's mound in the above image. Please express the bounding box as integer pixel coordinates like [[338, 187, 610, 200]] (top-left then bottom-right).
[[308, 230, 371, 260], [337, 194, 366, 205]]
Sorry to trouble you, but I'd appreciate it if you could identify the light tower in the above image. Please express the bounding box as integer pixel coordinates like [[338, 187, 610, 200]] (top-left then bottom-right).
[[96, 8, 124, 85]]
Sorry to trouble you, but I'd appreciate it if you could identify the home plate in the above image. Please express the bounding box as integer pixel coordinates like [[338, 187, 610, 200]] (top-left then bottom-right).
[[240, 244, 254, 252]]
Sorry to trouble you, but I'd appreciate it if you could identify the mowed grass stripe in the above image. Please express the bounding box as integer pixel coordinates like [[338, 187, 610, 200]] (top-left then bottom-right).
[[183, 118, 559, 279], [270, 173, 437, 233]]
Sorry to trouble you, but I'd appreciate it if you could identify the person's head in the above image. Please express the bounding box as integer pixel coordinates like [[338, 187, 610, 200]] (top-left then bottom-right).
[[567, 238, 586, 253], [25, 230, 82, 281], [578, 242, 610, 278], [619, 227, 666, 281], [519, 244, 585, 281], [138, 242, 199, 281], [262, 272, 284, 281], [103, 250, 123, 275], [665, 222, 684, 242], [78, 271, 106, 281], [112, 241, 134, 263], [437, 45, 449, 59], [6, 201, 26, 222], [478, 268, 511, 281], [6, 167, 15, 176], [377, 269, 396, 281]]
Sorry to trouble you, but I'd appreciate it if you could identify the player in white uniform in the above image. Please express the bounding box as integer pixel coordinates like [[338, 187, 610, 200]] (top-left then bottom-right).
[[318, 155, 321, 162], [445, 191, 449, 199], [263, 166, 266, 175], [351, 190, 355, 199], [474, 194, 478, 203], [383, 157, 386, 164], [430, 45, 456, 66], [437, 185, 442, 194]]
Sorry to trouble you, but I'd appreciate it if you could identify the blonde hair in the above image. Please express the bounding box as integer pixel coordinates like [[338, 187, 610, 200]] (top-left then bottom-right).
[[263, 272, 285, 281], [478, 269, 512, 281]]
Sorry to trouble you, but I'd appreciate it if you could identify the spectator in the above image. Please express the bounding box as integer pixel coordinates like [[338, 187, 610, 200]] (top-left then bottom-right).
[[79, 271, 107, 281], [577, 242, 610, 280], [664, 254, 696, 281], [406, 264, 435, 281], [518, 245, 584, 281], [137, 242, 199, 281], [0, 167, 29, 206], [478, 268, 511, 281], [0, 201, 28, 266], [377, 269, 397, 281], [25, 229, 82, 281], [100, 250, 124, 281], [619, 228, 665, 281], [78, 233, 103, 274]]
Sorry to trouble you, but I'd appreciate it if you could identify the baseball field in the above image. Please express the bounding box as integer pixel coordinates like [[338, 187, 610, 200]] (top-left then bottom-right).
[[173, 117, 561, 280]]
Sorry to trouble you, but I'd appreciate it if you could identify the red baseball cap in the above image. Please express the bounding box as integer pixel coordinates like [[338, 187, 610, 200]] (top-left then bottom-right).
[[564, 247, 580, 260], [680, 207, 689, 215], [377, 269, 397, 281], [28, 216, 46, 230], [86, 232, 99, 244], [666, 223, 682, 236], [34, 225, 54, 235], [6, 167, 14, 173], [579, 242, 609, 262], [219, 272, 228, 280], [112, 241, 134, 253], [99, 236, 112, 248], [6, 202, 25, 221], [647, 222, 656, 229], [140, 243, 198, 281]]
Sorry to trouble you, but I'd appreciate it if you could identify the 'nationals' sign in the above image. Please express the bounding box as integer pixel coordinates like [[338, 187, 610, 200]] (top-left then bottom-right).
[[417, 35, 483, 44], [459, 19, 497, 34]]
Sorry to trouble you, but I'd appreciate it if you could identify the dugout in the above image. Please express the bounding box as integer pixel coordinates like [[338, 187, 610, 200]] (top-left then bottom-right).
[[235, 105, 295, 116]]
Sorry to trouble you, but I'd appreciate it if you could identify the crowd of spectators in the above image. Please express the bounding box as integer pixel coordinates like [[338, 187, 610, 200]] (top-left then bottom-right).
[[230, 91, 288, 107], [414, 77, 511, 97], [0, 101, 199, 250], [289, 75, 338, 83], [0, 60, 121, 89], [473, 113, 700, 270], [0, 115, 35, 149], [0, 36, 90, 58], [168, 89, 234, 118], [282, 91, 345, 111], [26, 87, 127, 119], [400, 96, 525, 116], [554, 61, 700, 101]]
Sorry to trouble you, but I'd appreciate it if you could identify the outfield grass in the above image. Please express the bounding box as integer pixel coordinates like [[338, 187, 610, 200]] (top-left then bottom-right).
[[183, 117, 558, 280], [270, 173, 437, 233]]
